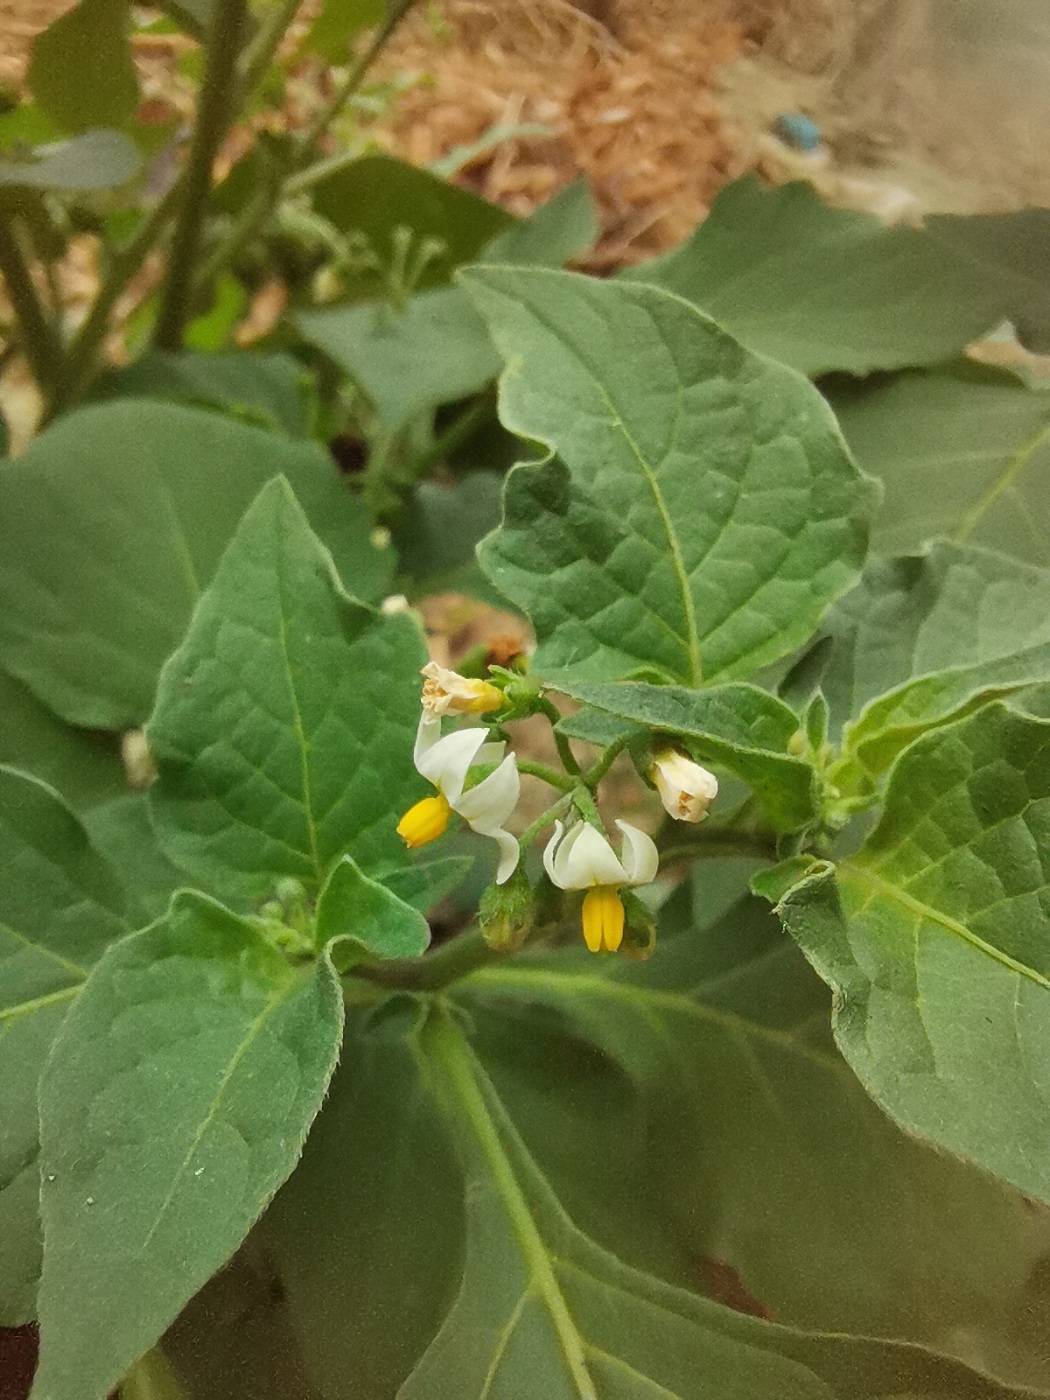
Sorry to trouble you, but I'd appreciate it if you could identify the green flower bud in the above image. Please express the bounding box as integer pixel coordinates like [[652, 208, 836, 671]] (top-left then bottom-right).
[[479, 867, 535, 952]]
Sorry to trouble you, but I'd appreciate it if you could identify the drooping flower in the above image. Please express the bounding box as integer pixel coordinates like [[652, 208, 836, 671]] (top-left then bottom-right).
[[650, 749, 718, 823], [397, 715, 520, 882], [420, 661, 503, 718], [543, 819, 659, 953]]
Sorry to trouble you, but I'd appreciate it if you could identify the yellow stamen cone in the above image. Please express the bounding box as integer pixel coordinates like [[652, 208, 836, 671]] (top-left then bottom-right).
[[397, 794, 452, 849], [581, 887, 625, 953]]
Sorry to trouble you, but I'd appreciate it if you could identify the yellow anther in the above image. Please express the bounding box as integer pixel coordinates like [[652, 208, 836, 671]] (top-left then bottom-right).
[[581, 886, 625, 954], [397, 794, 452, 849]]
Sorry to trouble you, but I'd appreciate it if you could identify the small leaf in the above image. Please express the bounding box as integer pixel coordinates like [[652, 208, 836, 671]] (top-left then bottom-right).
[[553, 678, 818, 831], [0, 401, 391, 729], [466, 268, 876, 685], [29, 0, 138, 135], [316, 855, 431, 964], [31, 890, 343, 1400], [0, 129, 140, 191], [381, 854, 474, 913], [93, 351, 311, 438], [148, 477, 427, 901], [819, 541, 1050, 791], [777, 702, 1050, 1206], [832, 364, 1050, 567], [306, 0, 385, 59], [0, 767, 131, 1325], [627, 176, 1050, 375]]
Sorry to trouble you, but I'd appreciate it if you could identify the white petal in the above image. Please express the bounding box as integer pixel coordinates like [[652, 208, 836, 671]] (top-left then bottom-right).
[[558, 822, 628, 889], [413, 713, 441, 768], [415, 726, 489, 803], [543, 821, 565, 885], [455, 753, 520, 829], [615, 820, 659, 886], [492, 828, 521, 885]]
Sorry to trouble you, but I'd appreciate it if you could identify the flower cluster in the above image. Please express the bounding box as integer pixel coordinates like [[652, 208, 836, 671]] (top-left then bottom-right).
[[396, 664, 718, 953]]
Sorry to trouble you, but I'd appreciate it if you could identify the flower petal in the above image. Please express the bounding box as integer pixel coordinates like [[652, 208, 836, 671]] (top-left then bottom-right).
[[491, 827, 521, 885], [557, 821, 628, 889], [543, 821, 565, 885], [455, 753, 520, 830], [615, 819, 659, 886], [415, 724, 489, 803]]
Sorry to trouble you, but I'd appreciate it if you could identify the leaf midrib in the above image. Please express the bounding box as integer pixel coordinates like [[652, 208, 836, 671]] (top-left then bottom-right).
[[429, 1014, 598, 1400]]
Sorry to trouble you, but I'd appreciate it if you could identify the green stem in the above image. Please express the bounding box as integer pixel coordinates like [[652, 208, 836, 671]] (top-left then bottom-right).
[[356, 925, 495, 991], [516, 791, 574, 848], [582, 734, 631, 789], [658, 824, 777, 864], [237, 0, 300, 97], [515, 759, 574, 791], [535, 695, 581, 777], [405, 397, 491, 480], [0, 220, 63, 396], [152, 0, 249, 350]]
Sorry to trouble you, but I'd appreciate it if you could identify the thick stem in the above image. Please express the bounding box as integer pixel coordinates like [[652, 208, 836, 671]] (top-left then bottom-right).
[[237, 0, 301, 98], [0, 220, 63, 397], [356, 925, 495, 992], [152, 0, 249, 350]]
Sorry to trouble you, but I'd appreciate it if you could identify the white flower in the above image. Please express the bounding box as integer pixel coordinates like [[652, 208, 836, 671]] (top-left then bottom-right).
[[397, 715, 520, 883], [650, 749, 718, 823], [543, 819, 659, 953], [420, 661, 503, 718]]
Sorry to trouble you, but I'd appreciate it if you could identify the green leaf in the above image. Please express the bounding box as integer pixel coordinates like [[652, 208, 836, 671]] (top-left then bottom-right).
[[408, 1008, 1034, 1400], [31, 890, 343, 1400], [0, 129, 140, 191], [458, 868, 1050, 1367], [627, 176, 1050, 376], [298, 287, 501, 431], [394, 473, 506, 595], [29, 0, 138, 135], [819, 542, 1050, 792], [552, 678, 818, 831], [0, 767, 131, 1325], [381, 853, 474, 914], [311, 154, 513, 293], [306, 0, 384, 59], [148, 477, 427, 902], [154, 0, 212, 38], [82, 794, 192, 922], [316, 855, 431, 963], [465, 268, 876, 685], [263, 1003, 466, 1400], [0, 401, 392, 729], [832, 364, 1050, 567], [0, 667, 124, 812], [776, 701, 1050, 1206], [296, 182, 598, 430], [93, 351, 311, 437]]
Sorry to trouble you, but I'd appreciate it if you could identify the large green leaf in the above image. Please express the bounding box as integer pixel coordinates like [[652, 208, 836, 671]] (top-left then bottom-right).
[[405, 1008, 1035, 1399], [31, 890, 343, 1400], [315, 856, 431, 963], [776, 702, 1050, 1206], [296, 181, 598, 430], [466, 268, 876, 685], [29, 0, 138, 135], [832, 364, 1050, 566], [552, 679, 818, 831], [0, 401, 392, 730], [817, 542, 1050, 793], [0, 767, 131, 1325], [0, 667, 124, 812], [82, 794, 193, 922], [148, 477, 427, 902], [456, 866, 1050, 1371], [264, 1003, 466, 1400], [627, 177, 1050, 376], [92, 350, 311, 437]]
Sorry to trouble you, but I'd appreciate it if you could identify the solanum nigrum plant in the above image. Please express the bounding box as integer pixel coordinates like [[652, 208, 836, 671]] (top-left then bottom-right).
[[4, 3, 1050, 1400]]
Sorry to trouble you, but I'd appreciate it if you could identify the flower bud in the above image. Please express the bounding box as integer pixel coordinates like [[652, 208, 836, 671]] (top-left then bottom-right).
[[421, 661, 504, 717], [479, 868, 534, 952], [649, 749, 718, 823]]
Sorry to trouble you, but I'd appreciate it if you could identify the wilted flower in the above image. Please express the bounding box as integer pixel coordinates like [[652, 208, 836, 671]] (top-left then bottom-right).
[[543, 819, 659, 953], [397, 716, 520, 883], [420, 661, 503, 718], [650, 749, 718, 823]]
